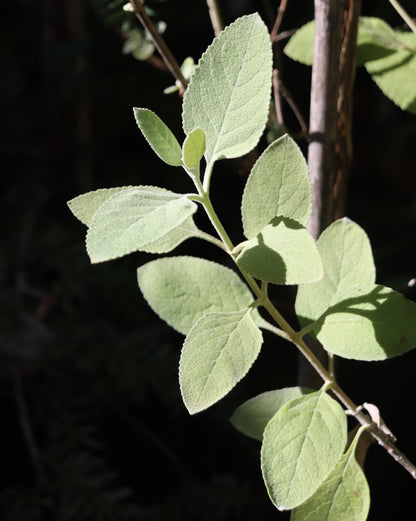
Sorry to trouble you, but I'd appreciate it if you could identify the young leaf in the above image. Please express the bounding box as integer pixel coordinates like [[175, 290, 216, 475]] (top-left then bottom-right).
[[312, 283, 416, 360], [182, 128, 206, 169], [68, 187, 132, 226], [86, 186, 197, 263], [133, 108, 182, 166], [296, 218, 375, 325], [261, 390, 347, 510], [137, 256, 256, 335], [236, 217, 323, 285], [291, 428, 370, 521], [182, 14, 272, 163], [230, 387, 313, 441], [241, 135, 312, 238], [179, 309, 263, 414]]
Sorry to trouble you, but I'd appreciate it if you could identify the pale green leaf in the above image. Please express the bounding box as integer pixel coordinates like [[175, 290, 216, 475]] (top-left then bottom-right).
[[364, 29, 416, 114], [261, 390, 347, 510], [291, 428, 370, 521], [182, 14, 272, 163], [67, 187, 132, 226], [179, 309, 263, 414], [137, 256, 256, 335], [356, 17, 407, 65], [313, 283, 416, 360], [86, 187, 197, 263], [140, 217, 199, 254], [236, 217, 323, 285], [283, 20, 315, 65], [230, 387, 313, 441], [133, 108, 182, 166], [241, 135, 312, 238], [296, 218, 375, 325], [182, 128, 206, 169]]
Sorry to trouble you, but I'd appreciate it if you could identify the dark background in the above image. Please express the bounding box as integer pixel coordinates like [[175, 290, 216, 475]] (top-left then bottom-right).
[[1, 0, 416, 519]]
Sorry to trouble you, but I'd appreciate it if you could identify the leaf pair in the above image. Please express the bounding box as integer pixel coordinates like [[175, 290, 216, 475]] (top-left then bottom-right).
[[236, 135, 323, 285], [232, 387, 369, 520], [137, 256, 263, 414], [296, 219, 416, 360]]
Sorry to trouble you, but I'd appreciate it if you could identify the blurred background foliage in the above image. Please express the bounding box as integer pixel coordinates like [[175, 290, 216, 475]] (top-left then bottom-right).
[[1, 0, 416, 520]]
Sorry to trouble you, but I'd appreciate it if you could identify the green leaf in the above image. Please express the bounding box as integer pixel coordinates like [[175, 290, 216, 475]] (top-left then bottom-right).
[[364, 29, 416, 114], [356, 16, 406, 65], [137, 256, 256, 335], [67, 187, 132, 226], [291, 428, 370, 521], [283, 20, 315, 65], [312, 284, 416, 360], [236, 217, 323, 285], [182, 128, 206, 169], [230, 387, 313, 441], [296, 219, 416, 360], [139, 217, 199, 254], [261, 390, 347, 510], [179, 309, 263, 414], [86, 186, 197, 263], [133, 108, 182, 166], [296, 218, 375, 325], [182, 14, 272, 163], [241, 135, 312, 238]]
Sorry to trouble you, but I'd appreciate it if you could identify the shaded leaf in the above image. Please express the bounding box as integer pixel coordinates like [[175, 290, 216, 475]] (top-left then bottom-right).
[[237, 217, 322, 285], [261, 390, 347, 510], [182, 14, 272, 163], [137, 256, 255, 335], [283, 20, 315, 66], [291, 428, 370, 521], [179, 309, 263, 414], [241, 135, 312, 238], [230, 387, 313, 441], [86, 187, 197, 263], [133, 108, 182, 166]]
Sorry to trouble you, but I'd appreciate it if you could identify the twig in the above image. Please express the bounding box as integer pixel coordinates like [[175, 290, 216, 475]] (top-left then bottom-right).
[[273, 29, 297, 42], [389, 0, 416, 35], [206, 0, 223, 36], [279, 80, 309, 139], [272, 69, 286, 133], [270, 0, 289, 42], [129, 0, 188, 91]]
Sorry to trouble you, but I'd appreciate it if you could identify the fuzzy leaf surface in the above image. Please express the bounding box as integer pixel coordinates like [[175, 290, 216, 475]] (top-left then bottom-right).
[[230, 387, 313, 441], [296, 219, 416, 360], [137, 256, 255, 335], [296, 218, 375, 324], [68, 187, 132, 226], [133, 108, 182, 166], [241, 135, 312, 238], [179, 309, 263, 414], [182, 128, 206, 169], [312, 284, 416, 360], [182, 14, 272, 163], [291, 430, 370, 521], [237, 217, 322, 285], [86, 187, 197, 263], [261, 391, 347, 510]]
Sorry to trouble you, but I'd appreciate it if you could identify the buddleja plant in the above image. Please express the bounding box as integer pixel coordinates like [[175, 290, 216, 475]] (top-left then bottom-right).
[[68, 14, 416, 521]]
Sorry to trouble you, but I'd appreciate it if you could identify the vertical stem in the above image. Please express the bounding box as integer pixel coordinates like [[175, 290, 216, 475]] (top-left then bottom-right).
[[334, 0, 361, 219], [300, 0, 343, 388], [206, 0, 224, 36], [307, 0, 343, 239]]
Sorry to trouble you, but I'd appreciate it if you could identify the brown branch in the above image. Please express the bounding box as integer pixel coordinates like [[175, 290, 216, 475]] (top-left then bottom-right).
[[206, 0, 223, 36], [129, 0, 187, 91], [270, 0, 289, 42], [334, 0, 361, 219], [272, 69, 286, 133]]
